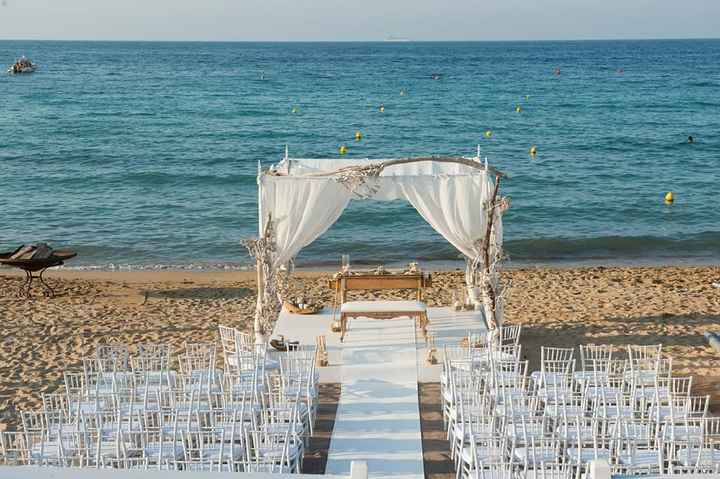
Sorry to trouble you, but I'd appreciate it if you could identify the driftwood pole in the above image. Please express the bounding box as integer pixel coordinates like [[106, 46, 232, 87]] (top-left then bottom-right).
[[479, 174, 503, 333], [255, 162, 265, 344], [255, 257, 265, 344]]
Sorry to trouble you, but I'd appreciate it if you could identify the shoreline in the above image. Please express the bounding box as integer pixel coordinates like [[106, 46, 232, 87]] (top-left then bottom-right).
[[2, 258, 720, 277]]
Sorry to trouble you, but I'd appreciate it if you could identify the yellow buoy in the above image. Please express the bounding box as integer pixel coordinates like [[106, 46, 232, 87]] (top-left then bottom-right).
[[525, 95, 530, 101], [291, 106, 299, 114], [530, 145, 537, 156], [515, 105, 522, 113], [484, 130, 493, 139], [664, 192, 674, 204], [379, 104, 385, 113], [355, 131, 363, 141], [339, 145, 348, 155]]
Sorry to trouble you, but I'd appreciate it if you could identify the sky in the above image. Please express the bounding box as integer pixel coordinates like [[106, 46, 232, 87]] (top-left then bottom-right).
[[1, 0, 719, 41]]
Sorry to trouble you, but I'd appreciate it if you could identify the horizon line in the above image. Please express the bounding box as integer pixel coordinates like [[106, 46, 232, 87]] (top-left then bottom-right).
[[1, 36, 719, 43]]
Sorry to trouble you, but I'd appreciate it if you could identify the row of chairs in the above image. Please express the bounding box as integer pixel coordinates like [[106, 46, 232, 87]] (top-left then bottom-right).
[[0, 325, 319, 473], [442, 327, 720, 478]]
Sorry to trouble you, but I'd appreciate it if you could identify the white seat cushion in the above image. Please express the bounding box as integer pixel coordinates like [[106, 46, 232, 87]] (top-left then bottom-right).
[[618, 449, 661, 466], [513, 446, 558, 464], [341, 300, 427, 313], [675, 447, 720, 466], [566, 447, 611, 462]]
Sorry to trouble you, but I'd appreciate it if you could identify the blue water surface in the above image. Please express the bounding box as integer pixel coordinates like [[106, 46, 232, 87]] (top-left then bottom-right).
[[1, 40, 719, 269]]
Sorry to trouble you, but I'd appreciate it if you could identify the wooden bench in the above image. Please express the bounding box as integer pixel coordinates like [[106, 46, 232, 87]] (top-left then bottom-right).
[[329, 271, 433, 342], [340, 300, 428, 342]]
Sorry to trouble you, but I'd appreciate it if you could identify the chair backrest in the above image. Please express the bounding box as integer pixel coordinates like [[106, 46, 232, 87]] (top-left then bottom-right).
[[491, 359, 528, 392], [540, 347, 574, 363], [96, 344, 130, 372], [579, 344, 613, 370], [184, 426, 228, 462], [500, 323, 522, 346], [42, 393, 68, 416], [627, 344, 662, 361], [531, 463, 573, 479], [137, 343, 170, 360], [0, 431, 26, 465], [236, 330, 253, 352], [521, 436, 561, 468], [184, 341, 217, 358], [508, 415, 549, 447], [616, 419, 659, 450], [218, 325, 238, 369], [244, 427, 291, 473]]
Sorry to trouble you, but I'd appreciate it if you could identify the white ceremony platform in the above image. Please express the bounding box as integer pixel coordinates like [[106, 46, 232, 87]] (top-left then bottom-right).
[[273, 306, 486, 478]]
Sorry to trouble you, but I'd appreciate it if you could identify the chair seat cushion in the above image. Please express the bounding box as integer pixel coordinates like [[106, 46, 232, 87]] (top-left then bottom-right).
[[341, 301, 427, 313], [513, 446, 558, 464], [566, 447, 611, 462], [675, 447, 720, 466], [145, 443, 184, 460], [461, 445, 506, 464], [618, 450, 661, 466]]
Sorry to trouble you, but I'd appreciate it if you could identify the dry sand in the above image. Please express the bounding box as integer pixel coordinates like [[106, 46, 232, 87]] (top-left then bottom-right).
[[1, 265, 719, 438]]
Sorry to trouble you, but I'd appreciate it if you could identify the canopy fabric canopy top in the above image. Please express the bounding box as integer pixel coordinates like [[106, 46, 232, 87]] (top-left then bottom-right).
[[247, 155, 509, 342]]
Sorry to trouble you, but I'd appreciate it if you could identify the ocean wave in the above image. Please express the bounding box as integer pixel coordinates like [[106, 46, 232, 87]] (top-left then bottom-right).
[[687, 81, 718, 88], [40, 171, 258, 188], [505, 232, 720, 261], [42, 232, 720, 271]]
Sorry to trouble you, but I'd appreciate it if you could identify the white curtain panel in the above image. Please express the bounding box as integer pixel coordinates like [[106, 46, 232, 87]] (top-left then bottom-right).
[[260, 177, 352, 267], [398, 173, 495, 260]]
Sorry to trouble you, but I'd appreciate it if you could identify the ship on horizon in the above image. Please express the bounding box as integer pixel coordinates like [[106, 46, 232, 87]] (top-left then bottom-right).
[[384, 35, 411, 42]]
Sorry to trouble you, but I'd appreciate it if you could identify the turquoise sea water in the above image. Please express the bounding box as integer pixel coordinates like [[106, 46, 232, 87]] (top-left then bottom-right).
[[1, 40, 719, 270]]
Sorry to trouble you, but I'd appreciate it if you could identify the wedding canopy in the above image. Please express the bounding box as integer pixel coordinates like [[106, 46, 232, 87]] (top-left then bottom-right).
[[246, 155, 510, 342]]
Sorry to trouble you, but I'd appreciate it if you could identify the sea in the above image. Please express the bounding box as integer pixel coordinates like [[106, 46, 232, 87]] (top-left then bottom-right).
[[1, 40, 719, 271]]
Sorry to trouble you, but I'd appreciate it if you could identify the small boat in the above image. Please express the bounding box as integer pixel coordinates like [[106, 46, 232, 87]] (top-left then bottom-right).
[[7, 57, 37, 75]]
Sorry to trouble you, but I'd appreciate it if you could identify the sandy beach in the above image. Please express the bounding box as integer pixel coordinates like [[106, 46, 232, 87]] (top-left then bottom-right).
[[1, 265, 719, 437]]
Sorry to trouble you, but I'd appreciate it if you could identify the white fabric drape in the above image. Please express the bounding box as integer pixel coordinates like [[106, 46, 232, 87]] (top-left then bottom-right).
[[255, 158, 506, 336], [260, 177, 352, 268], [398, 174, 494, 260]]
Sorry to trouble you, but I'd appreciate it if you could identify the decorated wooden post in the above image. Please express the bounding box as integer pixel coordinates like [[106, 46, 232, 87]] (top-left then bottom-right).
[[242, 215, 279, 344], [468, 173, 510, 340]]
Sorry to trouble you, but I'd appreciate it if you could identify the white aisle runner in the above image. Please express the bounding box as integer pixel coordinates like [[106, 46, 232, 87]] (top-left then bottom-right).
[[325, 317, 425, 479]]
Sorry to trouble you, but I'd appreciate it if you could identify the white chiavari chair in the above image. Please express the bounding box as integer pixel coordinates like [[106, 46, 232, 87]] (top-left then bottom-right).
[[452, 393, 496, 471], [141, 409, 185, 467], [462, 434, 509, 479], [499, 324, 522, 347], [562, 417, 613, 477], [244, 426, 300, 473], [0, 431, 26, 465], [531, 347, 574, 386], [574, 344, 613, 385], [614, 418, 664, 475], [670, 417, 720, 474]]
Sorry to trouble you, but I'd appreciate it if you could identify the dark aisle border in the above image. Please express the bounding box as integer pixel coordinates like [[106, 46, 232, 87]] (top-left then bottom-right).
[[419, 382, 454, 479], [303, 383, 342, 474]]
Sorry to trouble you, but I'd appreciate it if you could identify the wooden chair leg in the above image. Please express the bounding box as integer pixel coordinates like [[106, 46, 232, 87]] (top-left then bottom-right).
[[340, 314, 347, 342]]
